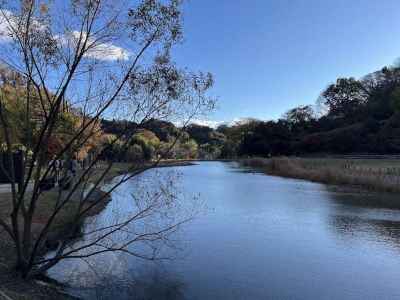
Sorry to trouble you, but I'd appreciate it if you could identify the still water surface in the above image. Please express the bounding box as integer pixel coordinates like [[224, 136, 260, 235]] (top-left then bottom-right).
[[49, 162, 400, 299]]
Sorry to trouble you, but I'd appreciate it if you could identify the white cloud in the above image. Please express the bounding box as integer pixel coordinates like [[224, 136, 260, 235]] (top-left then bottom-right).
[[174, 117, 263, 129], [190, 119, 225, 129], [64, 31, 131, 61], [230, 117, 260, 126], [84, 40, 130, 61], [0, 9, 17, 42], [190, 117, 262, 128], [0, 9, 48, 42], [0, 10, 130, 62]]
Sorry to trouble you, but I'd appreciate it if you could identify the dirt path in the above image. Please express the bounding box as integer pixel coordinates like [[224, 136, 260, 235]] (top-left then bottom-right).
[[0, 183, 33, 195]]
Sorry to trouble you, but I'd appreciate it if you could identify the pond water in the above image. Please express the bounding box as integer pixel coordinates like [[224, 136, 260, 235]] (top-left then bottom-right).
[[49, 161, 400, 299]]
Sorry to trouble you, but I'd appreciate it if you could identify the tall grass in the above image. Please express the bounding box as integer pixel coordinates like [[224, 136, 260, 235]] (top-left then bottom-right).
[[240, 157, 400, 193]]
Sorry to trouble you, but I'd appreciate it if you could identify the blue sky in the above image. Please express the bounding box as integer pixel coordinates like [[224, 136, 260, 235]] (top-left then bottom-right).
[[173, 0, 400, 125]]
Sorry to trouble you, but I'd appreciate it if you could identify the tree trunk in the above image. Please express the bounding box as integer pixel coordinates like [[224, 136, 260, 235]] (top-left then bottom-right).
[[22, 216, 32, 264], [15, 256, 31, 279]]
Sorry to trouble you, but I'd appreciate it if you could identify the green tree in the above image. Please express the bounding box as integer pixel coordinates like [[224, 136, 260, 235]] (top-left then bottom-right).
[[322, 78, 367, 121]]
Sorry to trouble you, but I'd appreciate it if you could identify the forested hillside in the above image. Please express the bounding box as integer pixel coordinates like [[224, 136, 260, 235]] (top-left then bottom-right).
[[8, 63, 399, 162], [101, 65, 400, 159], [100, 119, 225, 160], [218, 65, 400, 157]]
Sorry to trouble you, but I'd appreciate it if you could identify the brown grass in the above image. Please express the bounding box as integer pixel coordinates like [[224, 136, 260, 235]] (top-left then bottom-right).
[[240, 157, 400, 193]]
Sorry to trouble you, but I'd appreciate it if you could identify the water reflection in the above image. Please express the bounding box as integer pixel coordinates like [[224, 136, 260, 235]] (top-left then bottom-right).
[[48, 167, 192, 299], [330, 215, 400, 244], [50, 162, 400, 300], [326, 188, 400, 253], [325, 186, 400, 209], [66, 263, 185, 300]]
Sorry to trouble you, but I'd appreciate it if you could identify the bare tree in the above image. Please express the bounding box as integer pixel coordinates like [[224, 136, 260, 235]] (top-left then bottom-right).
[[0, 0, 214, 279]]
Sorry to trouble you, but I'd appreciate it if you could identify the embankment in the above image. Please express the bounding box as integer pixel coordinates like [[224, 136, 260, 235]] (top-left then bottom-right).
[[240, 157, 400, 193]]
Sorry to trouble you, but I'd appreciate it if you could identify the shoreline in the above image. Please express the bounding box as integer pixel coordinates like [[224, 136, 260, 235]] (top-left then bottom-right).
[[0, 159, 255, 298], [0, 160, 202, 298], [239, 157, 400, 194]]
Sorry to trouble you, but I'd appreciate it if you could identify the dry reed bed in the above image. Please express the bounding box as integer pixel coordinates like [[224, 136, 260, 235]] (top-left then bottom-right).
[[240, 157, 400, 193]]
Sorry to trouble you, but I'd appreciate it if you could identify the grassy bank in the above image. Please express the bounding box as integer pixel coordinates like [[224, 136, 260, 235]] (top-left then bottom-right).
[[240, 157, 400, 193]]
